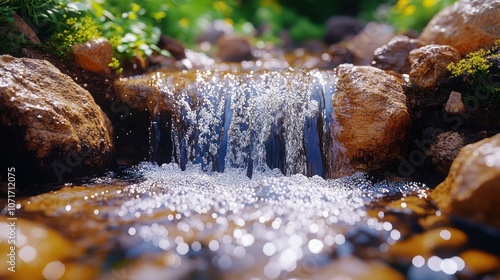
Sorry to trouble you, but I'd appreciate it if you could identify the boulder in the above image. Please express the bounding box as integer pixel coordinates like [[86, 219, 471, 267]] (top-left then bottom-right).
[[71, 38, 113, 74], [328, 65, 411, 178], [420, 0, 500, 56], [372, 36, 421, 74], [431, 133, 500, 228], [408, 45, 461, 90], [0, 55, 114, 184]]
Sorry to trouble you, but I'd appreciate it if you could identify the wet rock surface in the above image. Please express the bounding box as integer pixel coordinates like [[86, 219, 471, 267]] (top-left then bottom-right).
[[372, 35, 421, 74], [71, 38, 114, 74], [329, 65, 411, 178], [408, 45, 461, 90], [420, 0, 500, 56], [432, 133, 500, 228], [0, 55, 114, 185]]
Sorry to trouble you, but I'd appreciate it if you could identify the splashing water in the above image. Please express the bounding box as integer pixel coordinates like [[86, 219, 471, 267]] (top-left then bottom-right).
[[147, 69, 336, 177], [99, 163, 428, 279]]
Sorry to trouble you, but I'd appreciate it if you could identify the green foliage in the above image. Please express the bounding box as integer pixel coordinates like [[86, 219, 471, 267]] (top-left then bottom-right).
[[447, 41, 500, 106], [50, 15, 101, 58], [447, 49, 492, 77], [384, 0, 457, 32]]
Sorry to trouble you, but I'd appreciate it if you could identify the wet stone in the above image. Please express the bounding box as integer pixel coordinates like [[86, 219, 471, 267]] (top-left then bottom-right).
[[408, 44, 461, 90], [372, 35, 421, 74], [459, 250, 500, 278]]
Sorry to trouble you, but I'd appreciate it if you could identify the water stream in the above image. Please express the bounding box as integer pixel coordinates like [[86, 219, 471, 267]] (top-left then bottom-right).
[[146, 69, 336, 177], [8, 69, 467, 279]]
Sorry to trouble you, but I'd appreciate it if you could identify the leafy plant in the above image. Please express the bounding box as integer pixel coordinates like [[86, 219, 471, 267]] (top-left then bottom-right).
[[50, 15, 101, 58], [447, 40, 500, 106]]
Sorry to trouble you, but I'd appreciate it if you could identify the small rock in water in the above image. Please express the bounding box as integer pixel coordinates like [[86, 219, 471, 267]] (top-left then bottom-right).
[[408, 44, 461, 90], [386, 227, 468, 264], [431, 133, 500, 229], [459, 250, 500, 278], [372, 35, 421, 74], [71, 38, 114, 74], [420, 0, 500, 56]]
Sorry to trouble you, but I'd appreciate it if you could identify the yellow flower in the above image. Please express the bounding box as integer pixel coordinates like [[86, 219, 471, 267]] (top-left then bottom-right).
[[179, 17, 190, 28], [396, 0, 410, 10], [403, 4, 416, 16], [423, 0, 437, 8]]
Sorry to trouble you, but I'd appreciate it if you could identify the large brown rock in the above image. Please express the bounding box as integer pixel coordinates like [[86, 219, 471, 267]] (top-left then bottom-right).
[[431, 133, 500, 228], [408, 45, 461, 90], [0, 55, 114, 184], [420, 0, 500, 56], [328, 65, 411, 178]]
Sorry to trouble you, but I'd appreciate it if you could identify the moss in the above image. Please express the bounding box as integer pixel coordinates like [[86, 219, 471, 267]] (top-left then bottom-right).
[[51, 16, 102, 59], [447, 40, 500, 107], [447, 49, 493, 77]]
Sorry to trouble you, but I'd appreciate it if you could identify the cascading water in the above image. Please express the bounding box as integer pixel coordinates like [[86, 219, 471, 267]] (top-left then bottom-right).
[[13, 68, 442, 280], [147, 69, 336, 177]]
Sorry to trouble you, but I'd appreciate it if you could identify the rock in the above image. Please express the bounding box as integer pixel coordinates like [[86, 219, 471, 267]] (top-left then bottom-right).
[[71, 38, 114, 74], [337, 22, 395, 65], [420, 0, 500, 56], [408, 45, 461, 90], [372, 36, 421, 74], [0, 217, 82, 280], [158, 35, 186, 60], [386, 227, 468, 264], [459, 250, 500, 278], [13, 13, 40, 44], [0, 55, 114, 184], [444, 91, 466, 115], [431, 133, 500, 228], [327, 44, 355, 67], [328, 65, 411, 178], [311, 256, 405, 280], [216, 36, 253, 62], [323, 16, 366, 45], [427, 131, 466, 175]]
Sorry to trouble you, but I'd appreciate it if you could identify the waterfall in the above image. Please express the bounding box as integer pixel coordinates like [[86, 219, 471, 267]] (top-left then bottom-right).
[[147, 69, 337, 177]]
